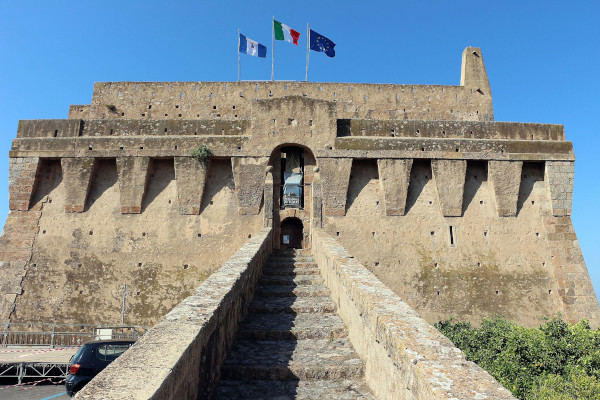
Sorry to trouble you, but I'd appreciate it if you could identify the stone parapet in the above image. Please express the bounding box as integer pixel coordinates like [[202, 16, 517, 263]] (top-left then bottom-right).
[[311, 229, 516, 399], [75, 228, 273, 400]]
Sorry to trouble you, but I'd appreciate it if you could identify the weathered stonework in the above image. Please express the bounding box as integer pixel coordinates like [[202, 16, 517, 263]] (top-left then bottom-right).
[[1, 46, 598, 332]]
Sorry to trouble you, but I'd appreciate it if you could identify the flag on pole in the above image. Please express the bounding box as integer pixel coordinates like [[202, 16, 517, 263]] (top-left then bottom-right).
[[274, 20, 300, 45], [239, 33, 267, 58], [309, 29, 335, 57]]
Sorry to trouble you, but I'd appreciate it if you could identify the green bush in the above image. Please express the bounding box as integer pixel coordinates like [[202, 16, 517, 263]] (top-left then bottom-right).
[[191, 145, 212, 163], [435, 316, 600, 400]]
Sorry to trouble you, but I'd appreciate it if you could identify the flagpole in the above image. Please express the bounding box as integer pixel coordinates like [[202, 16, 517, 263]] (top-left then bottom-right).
[[238, 29, 241, 82], [271, 16, 275, 81], [305, 24, 310, 82]]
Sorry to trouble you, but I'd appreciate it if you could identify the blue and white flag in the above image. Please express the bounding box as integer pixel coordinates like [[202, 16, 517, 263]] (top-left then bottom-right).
[[239, 33, 267, 58]]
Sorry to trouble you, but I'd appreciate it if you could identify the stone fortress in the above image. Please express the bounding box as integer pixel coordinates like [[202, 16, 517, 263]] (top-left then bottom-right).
[[2, 47, 598, 329], [1, 47, 600, 398]]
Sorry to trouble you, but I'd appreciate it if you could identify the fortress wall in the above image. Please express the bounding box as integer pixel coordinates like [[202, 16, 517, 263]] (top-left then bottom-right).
[[3, 158, 263, 326], [85, 81, 493, 123], [321, 158, 598, 327]]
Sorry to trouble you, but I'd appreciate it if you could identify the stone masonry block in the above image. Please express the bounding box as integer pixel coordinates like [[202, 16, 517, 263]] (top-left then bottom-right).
[[61, 157, 95, 213], [545, 161, 574, 216], [231, 157, 269, 215], [431, 159, 467, 217], [8, 157, 40, 211], [317, 158, 352, 216], [488, 160, 522, 217], [116, 157, 150, 214], [174, 157, 208, 215], [377, 158, 413, 216]]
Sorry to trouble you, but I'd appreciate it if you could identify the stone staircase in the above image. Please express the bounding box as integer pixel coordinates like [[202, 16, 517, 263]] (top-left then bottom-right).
[[213, 249, 375, 399]]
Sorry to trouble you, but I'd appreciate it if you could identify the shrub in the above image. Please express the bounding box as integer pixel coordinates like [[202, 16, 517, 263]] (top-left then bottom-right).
[[435, 316, 600, 400], [191, 145, 212, 163]]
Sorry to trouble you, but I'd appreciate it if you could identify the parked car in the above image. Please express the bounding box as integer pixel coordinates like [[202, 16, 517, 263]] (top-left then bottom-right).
[[65, 339, 136, 396]]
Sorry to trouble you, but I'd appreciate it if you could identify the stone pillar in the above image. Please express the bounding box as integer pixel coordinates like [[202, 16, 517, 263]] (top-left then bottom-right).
[[232, 157, 269, 215], [318, 158, 352, 216], [264, 168, 274, 227], [488, 160, 522, 217], [116, 157, 150, 214], [174, 157, 208, 215], [377, 159, 413, 216], [61, 158, 95, 213], [8, 157, 40, 211], [311, 169, 323, 228], [431, 159, 467, 217], [545, 161, 574, 216]]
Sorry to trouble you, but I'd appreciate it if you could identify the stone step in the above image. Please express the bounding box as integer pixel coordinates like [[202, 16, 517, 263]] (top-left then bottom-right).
[[213, 379, 375, 400], [255, 284, 329, 298], [266, 261, 318, 268], [259, 274, 323, 286], [262, 266, 321, 276], [248, 297, 335, 314], [221, 338, 364, 381], [238, 313, 346, 340]]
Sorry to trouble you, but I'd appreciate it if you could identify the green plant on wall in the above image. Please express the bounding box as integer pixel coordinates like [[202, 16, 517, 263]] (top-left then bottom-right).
[[106, 104, 117, 112], [191, 145, 212, 163]]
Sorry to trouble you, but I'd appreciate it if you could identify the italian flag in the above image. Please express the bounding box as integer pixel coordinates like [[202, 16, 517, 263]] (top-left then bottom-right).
[[274, 20, 300, 46]]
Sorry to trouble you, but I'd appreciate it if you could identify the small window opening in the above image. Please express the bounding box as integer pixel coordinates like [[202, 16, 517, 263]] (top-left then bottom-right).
[[336, 232, 340, 236], [197, 233, 201, 238], [54, 130, 58, 137], [89, 231, 93, 235], [484, 231, 488, 237], [183, 264, 189, 269], [449, 226, 454, 245], [119, 146, 124, 150]]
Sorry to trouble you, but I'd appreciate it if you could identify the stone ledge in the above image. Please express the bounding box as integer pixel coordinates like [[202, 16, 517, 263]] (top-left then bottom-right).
[[75, 228, 273, 400], [311, 229, 516, 400]]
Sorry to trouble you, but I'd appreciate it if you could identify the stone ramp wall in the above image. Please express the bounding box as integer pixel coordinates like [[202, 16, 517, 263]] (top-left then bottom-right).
[[311, 229, 516, 400], [75, 228, 272, 400]]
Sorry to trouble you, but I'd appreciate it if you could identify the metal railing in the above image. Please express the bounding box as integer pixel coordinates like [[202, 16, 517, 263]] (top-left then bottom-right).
[[1, 322, 147, 348]]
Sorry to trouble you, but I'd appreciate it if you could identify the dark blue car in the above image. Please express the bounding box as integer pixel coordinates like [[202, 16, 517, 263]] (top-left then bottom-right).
[[65, 339, 135, 396]]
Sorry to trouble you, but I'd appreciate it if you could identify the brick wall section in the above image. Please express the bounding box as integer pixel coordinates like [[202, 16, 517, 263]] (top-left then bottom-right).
[[488, 160, 522, 217], [318, 158, 352, 216], [312, 229, 516, 400], [174, 157, 208, 215], [544, 216, 600, 325], [116, 157, 150, 214], [432, 159, 467, 217], [231, 157, 269, 215], [545, 161, 574, 216], [0, 206, 43, 320], [75, 228, 273, 400], [377, 159, 413, 216], [8, 157, 40, 211], [61, 158, 95, 213]]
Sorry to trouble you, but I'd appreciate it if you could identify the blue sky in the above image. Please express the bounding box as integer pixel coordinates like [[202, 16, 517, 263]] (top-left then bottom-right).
[[1, 1, 599, 303]]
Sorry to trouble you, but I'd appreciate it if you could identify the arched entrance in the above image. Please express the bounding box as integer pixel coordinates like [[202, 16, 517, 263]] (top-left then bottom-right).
[[280, 217, 303, 249]]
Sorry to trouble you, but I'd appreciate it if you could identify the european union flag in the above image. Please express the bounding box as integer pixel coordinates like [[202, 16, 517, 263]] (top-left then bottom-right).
[[309, 29, 335, 58]]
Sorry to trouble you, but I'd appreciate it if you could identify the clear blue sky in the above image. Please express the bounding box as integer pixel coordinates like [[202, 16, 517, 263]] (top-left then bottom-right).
[[1, 1, 599, 302]]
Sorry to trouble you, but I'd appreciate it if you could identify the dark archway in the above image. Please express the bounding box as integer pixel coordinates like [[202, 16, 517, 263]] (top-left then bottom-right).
[[280, 217, 304, 249]]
